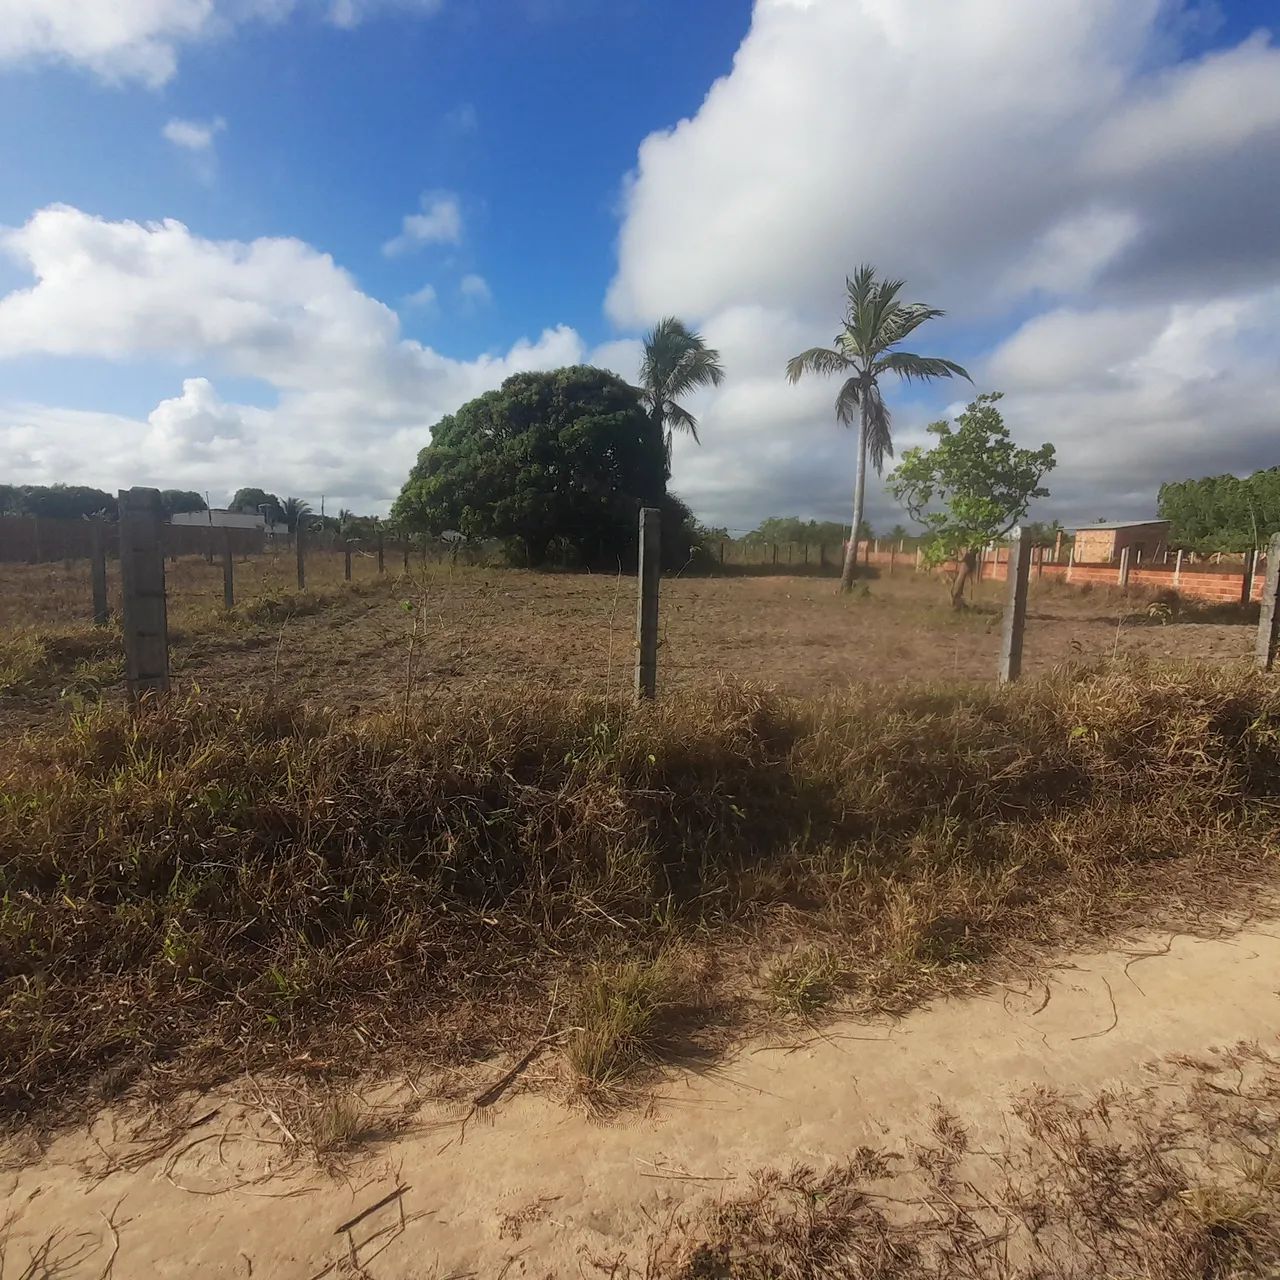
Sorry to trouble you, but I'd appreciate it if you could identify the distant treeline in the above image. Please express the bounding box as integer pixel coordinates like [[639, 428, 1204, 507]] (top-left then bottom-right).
[[0, 484, 207, 521], [1158, 469, 1280, 554], [717, 515, 1069, 550]]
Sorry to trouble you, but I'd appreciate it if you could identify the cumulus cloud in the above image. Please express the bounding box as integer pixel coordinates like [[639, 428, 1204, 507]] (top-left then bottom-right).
[[162, 116, 225, 152], [605, 0, 1280, 530], [459, 273, 492, 306], [162, 116, 227, 183], [383, 192, 463, 256], [404, 283, 438, 309], [0, 205, 584, 509], [0, 0, 446, 87]]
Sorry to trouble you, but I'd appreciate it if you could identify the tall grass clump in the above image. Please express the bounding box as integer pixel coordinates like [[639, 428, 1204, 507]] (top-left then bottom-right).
[[1, 663, 1279, 1119]]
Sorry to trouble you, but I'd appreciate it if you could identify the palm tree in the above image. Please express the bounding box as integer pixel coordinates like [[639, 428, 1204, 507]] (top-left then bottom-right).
[[281, 496, 311, 534], [639, 317, 725, 473], [786, 266, 970, 591]]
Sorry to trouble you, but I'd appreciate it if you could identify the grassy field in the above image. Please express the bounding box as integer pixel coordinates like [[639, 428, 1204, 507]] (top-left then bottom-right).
[[0, 555, 1258, 730]]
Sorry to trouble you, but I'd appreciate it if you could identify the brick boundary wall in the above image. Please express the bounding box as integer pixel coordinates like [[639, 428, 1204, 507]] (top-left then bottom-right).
[[850, 541, 1264, 606]]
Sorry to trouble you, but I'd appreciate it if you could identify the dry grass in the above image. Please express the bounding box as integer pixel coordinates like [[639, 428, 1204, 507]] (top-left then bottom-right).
[[2, 662, 1279, 1124], [645, 1043, 1280, 1278], [0, 549, 402, 700]]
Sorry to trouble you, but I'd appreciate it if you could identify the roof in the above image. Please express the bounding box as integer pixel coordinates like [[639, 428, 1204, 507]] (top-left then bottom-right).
[[1073, 520, 1170, 532]]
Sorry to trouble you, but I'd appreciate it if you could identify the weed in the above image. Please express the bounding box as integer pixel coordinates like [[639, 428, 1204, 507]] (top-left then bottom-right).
[[764, 948, 841, 1018], [567, 953, 689, 1093]]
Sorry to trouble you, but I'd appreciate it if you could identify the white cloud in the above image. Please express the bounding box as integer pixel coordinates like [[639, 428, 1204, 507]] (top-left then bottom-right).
[[162, 116, 225, 152], [605, 0, 1280, 530], [0, 0, 446, 87], [383, 192, 463, 256], [459, 273, 491, 306], [404, 283, 437, 309], [442, 102, 479, 135], [0, 204, 583, 510]]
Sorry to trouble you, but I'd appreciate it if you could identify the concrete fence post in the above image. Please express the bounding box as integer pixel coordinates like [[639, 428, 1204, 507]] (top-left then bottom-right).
[[222, 530, 234, 609], [90, 519, 109, 626], [1118, 546, 1131, 592], [1255, 535, 1280, 671], [915, 546, 922, 572], [296, 520, 306, 588], [1174, 548, 1183, 589], [117, 487, 170, 702], [998, 527, 1031, 684], [635, 507, 660, 702], [1066, 547, 1075, 584]]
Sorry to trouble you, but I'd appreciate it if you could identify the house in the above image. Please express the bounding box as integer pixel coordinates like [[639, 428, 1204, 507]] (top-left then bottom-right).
[[170, 510, 289, 537], [1073, 520, 1170, 565], [170, 509, 266, 531]]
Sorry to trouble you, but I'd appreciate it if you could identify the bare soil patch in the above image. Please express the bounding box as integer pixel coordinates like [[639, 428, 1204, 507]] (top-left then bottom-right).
[[5, 923, 1280, 1278]]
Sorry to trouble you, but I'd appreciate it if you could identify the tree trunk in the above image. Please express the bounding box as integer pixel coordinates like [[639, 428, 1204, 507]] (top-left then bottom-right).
[[950, 548, 977, 608], [839, 404, 869, 592]]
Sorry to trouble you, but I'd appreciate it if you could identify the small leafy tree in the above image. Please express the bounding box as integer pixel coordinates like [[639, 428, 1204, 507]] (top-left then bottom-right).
[[886, 393, 1055, 607]]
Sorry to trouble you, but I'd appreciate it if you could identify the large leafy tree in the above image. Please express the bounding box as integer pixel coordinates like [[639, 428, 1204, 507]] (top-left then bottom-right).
[[159, 489, 207, 517], [230, 488, 283, 523], [786, 266, 970, 591], [391, 365, 666, 567], [9, 484, 116, 520], [639, 317, 725, 473], [887, 393, 1055, 607]]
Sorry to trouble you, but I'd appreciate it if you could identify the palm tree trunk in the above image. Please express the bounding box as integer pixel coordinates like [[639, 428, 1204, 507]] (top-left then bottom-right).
[[839, 405, 869, 592]]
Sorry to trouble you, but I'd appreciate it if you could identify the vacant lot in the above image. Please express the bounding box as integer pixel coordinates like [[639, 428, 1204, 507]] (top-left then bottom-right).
[[0, 557, 1256, 728]]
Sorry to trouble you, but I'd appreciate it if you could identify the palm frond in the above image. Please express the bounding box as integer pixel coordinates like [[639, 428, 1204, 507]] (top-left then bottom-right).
[[786, 347, 853, 383], [664, 401, 700, 443], [834, 376, 862, 426], [864, 388, 894, 473], [877, 303, 947, 348], [872, 352, 971, 384]]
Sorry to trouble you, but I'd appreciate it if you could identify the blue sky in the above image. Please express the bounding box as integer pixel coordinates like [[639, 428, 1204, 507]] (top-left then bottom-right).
[[2, 1, 1279, 530]]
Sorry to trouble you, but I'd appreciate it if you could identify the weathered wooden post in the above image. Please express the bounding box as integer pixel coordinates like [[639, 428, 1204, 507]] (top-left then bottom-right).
[[1256, 534, 1280, 671], [344, 540, 353, 582], [222, 530, 234, 609], [803, 543, 809, 565], [635, 507, 660, 702], [296, 520, 306, 589], [998, 527, 1031, 684], [90, 519, 109, 626], [1117, 545, 1131, 592], [402, 538, 409, 572], [888, 544, 896, 576], [377, 530, 385, 574], [117, 488, 170, 701], [718, 541, 725, 566], [819, 543, 827, 569], [772, 542, 778, 567], [1241, 548, 1256, 606]]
